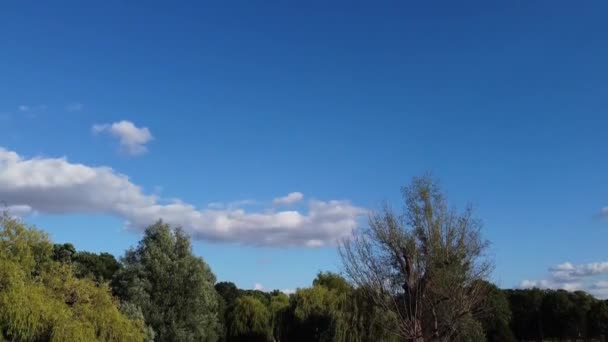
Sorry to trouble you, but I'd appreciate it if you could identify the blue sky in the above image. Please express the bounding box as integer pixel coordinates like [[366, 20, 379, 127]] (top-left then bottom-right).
[[1, 1, 607, 295]]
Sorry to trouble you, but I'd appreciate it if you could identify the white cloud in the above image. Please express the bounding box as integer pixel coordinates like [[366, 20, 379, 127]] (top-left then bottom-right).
[[520, 260, 608, 298], [273, 192, 304, 206], [281, 289, 295, 295], [93, 120, 153, 155], [66, 102, 84, 112], [254, 283, 264, 291], [18, 105, 29, 112], [590, 281, 608, 298], [0, 147, 365, 247], [550, 261, 608, 280], [519, 279, 582, 292]]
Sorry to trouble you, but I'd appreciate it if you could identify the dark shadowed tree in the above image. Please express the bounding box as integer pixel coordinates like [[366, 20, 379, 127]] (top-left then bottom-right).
[[73, 251, 122, 282], [269, 292, 289, 342], [477, 282, 515, 342], [52, 243, 76, 263], [507, 288, 544, 340], [588, 299, 608, 338], [113, 221, 220, 342], [340, 175, 492, 341]]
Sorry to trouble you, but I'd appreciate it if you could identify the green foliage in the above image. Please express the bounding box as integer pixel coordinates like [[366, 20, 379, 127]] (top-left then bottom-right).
[[53, 243, 122, 283], [227, 296, 271, 342], [73, 251, 122, 282], [507, 288, 608, 341], [0, 214, 145, 342], [113, 221, 220, 342], [52, 243, 76, 263], [282, 272, 397, 342], [454, 316, 486, 342], [269, 292, 289, 341], [6, 214, 608, 342], [216, 282, 240, 308], [312, 272, 352, 294], [477, 281, 515, 342]]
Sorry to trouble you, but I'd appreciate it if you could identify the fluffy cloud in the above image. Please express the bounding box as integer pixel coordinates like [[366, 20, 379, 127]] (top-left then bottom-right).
[[550, 261, 608, 280], [93, 120, 153, 155], [273, 192, 304, 206], [521, 260, 608, 298], [253, 283, 264, 291], [0, 147, 365, 247]]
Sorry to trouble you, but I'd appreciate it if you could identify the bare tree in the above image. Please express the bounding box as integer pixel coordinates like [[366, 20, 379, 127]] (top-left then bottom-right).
[[339, 175, 492, 342]]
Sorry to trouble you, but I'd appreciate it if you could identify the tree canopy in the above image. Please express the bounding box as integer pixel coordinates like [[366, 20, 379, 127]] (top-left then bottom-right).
[[112, 221, 221, 342], [0, 214, 146, 341]]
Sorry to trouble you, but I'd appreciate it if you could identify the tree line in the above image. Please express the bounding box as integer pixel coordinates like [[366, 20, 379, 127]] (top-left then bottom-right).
[[1, 175, 607, 341]]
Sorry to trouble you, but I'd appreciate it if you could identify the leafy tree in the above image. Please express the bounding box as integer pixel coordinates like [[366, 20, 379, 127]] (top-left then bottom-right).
[[113, 221, 220, 342], [269, 292, 289, 342], [74, 251, 122, 282], [216, 282, 240, 308], [227, 296, 271, 342], [477, 282, 515, 342], [541, 289, 573, 339], [507, 288, 544, 340], [453, 316, 485, 342], [313, 272, 352, 294], [0, 214, 145, 341], [288, 285, 339, 342], [340, 175, 492, 341], [52, 243, 76, 263]]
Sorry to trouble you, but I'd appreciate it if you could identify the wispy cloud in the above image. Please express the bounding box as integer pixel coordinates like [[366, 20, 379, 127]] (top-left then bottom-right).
[[93, 120, 153, 156], [66, 102, 84, 112], [520, 260, 608, 298], [0, 147, 365, 247], [273, 192, 304, 206], [17, 104, 46, 118]]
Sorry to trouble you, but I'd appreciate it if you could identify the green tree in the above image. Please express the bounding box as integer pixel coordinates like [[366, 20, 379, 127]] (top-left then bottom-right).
[[269, 292, 289, 342], [113, 221, 220, 342], [477, 282, 515, 342], [507, 288, 544, 340], [74, 251, 122, 282], [288, 285, 339, 342], [52, 243, 76, 263], [541, 290, 573, 339], [0, 214, 145, 341], [227, 296, 271, 342]]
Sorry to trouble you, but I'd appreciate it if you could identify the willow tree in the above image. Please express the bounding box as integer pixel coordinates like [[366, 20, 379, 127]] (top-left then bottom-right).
[[340, 175, 492, 341], [0, 214, 146, 341], [227, 296, 272, 342]]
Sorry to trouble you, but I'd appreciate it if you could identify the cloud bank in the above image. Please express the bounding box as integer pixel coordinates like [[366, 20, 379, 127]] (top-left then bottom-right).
[[0, 147, 365, 247], [93, 120, 153, 155], [520, 260, 608, 298]]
